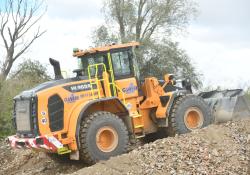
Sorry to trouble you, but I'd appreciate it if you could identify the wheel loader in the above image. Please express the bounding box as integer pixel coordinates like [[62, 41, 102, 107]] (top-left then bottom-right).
[[8, 42, 215, 164]]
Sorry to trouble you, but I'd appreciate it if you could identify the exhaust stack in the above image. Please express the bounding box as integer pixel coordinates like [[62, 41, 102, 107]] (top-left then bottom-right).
[[49, 58, 63, 80]]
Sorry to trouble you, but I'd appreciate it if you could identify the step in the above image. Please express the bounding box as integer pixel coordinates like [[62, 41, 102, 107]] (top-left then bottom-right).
[[131, 114, 142, 118], [134, 124, 144, 129], [135, 134, 145, 139], [57, 147, 71, 155], [134, 131, 145, 138]]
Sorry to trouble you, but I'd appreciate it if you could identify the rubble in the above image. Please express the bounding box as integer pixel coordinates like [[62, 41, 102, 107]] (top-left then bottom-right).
[[1, 119, 250, 175], [0, 140, 85, 175], [70, 119, 250, 175]]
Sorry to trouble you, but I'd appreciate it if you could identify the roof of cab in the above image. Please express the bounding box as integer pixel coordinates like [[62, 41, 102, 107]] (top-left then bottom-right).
[[73, 42, 140, 57]]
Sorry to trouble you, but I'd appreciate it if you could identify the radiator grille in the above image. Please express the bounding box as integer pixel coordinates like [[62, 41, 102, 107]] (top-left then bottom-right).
[[48, 94, 64, 132], [15, 100, 31, 132]]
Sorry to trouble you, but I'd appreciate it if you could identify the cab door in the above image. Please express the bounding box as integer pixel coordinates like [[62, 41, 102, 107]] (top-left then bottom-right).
[[110, 48, 139, 111]]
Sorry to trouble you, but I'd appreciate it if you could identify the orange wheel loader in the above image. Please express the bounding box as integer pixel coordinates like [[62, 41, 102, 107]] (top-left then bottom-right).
[[7, 42, 212, 164]]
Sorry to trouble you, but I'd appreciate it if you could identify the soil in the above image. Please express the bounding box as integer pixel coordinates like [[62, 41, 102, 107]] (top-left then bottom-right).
[[1, 119, 250, 175]]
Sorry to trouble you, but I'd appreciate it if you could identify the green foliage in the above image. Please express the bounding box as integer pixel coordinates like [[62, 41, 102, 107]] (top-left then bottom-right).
[[92, 25, 119, 46], [244, 87, 250, 101], [103, 0, 198, 42], [139, 40, 202, 88], [10, 59, 51, 86], [0, 59, 51, 138], [92, 0, 202, 88]]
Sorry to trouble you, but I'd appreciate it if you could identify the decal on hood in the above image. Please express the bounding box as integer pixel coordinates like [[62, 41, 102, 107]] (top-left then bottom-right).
[[63, 82, 96, 93]]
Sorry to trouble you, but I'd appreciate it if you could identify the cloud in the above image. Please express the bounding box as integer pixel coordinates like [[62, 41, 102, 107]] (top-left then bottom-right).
[[192, 0, 250, 45], [179, 25, 250, 89], [1, 0, 249, 89], [25, 13, 104, 76], [0, 0, 106, 77], [197, 0, 250, 27], [174, 0, 250, 89], [47, 0, 103, 20]]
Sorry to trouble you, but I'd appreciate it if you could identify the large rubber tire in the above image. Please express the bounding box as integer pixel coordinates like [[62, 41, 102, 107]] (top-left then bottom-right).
[[166, 95, 212, 136], [79, 111, 129, 165]]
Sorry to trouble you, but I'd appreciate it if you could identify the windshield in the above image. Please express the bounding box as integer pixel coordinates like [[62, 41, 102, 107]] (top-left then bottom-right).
[[77, 54, 106, 76]]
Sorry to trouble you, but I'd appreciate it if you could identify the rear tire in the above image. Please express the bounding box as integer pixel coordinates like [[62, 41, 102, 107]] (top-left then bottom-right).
[[166, 95, 212, 136], [79, 111, 129, 165]]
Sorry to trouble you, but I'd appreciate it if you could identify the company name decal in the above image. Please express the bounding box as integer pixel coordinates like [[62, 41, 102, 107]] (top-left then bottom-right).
[[122, 83, 138, 94], [64, 94, 80, 103], [63, 82, 96, 93], [64, 92, 99, 103]]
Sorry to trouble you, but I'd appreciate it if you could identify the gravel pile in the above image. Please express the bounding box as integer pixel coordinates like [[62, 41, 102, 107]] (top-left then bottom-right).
[[0, 140, 84, 175], [0, 119, 249, 175], [70, 120, 250, 175]]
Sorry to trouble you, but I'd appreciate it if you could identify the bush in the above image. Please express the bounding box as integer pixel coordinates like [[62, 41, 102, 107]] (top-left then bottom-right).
[[0, 60, 51, 138]]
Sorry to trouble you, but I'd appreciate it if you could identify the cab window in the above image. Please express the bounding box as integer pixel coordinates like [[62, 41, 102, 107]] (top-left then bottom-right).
[[79, 54, 107, 76], [111, 50, 132, 78]]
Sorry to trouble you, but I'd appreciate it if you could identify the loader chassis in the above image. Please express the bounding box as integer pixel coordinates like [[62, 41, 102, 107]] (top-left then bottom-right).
[[8, 42, 212, 163]]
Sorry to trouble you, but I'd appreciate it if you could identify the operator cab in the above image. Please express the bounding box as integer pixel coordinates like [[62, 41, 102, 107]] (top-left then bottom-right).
[[73, 42, 140, 108], [73, 42, 140, 80]]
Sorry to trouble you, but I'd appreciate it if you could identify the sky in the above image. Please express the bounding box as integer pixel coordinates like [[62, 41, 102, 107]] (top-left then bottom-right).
[[177, 0, 250, 89], [1, 0, 250, 89]]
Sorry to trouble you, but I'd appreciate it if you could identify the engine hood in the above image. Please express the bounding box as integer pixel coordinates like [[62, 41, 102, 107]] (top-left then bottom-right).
[[14, 76, 88, 100]]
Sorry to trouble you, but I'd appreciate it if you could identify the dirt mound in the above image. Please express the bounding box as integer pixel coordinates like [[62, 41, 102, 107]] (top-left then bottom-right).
[[0, 120, 250, 175], [69, 120, 250, 175], [0, 140, 85, 175]]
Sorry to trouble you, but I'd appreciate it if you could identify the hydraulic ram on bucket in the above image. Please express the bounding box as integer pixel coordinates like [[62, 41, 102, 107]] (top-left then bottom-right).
[[199, 89, 250, 123]]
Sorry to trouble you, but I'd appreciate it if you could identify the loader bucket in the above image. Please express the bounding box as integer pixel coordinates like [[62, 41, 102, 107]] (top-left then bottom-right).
[[199, 89, 250, 123]]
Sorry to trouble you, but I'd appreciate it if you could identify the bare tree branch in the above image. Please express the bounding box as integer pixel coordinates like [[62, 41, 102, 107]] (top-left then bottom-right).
[[13, 28, 46, 61], [0, 4, 11, 50], [104, 0, 196, 42], [0, 0, 46, 80]]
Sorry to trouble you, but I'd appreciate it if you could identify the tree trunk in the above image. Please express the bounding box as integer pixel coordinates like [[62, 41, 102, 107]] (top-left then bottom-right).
[[1, 67, 11, 81], [119, 23, 126, 43], [0, 74, 4, 91], [0, 0, 46, 83]]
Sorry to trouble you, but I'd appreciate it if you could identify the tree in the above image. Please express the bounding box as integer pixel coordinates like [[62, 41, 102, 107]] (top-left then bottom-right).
[[10, 59, 51, 84], [93, 0, 201, 88], [103, 0, 197, 42], [92, 25, 118, 46], [139, 40, 202, 88], [0, 0, 46, 82], [0, 59, 50, 137]]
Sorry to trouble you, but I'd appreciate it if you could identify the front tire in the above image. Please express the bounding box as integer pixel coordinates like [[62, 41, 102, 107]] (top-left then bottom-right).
[[79, 111, 129, 164], [166, 95, 212, 136]]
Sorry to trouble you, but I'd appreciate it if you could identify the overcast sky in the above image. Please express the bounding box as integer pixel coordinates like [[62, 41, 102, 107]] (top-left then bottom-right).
[[178, 0, 250, 89], [3, 0, 250, 89]]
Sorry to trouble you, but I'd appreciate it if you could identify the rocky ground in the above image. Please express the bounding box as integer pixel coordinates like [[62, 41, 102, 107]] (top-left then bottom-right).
[[0, 119, 250, 175], [0, 141, 85, 175]]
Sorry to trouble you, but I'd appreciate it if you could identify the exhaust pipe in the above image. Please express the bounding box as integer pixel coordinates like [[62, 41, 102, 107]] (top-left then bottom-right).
[[49, 58, 63, 80]]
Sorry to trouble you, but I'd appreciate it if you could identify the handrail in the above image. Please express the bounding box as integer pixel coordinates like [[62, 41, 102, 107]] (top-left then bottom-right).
[[107, 53, 117, 96], [87, 63, 107, 98], [87, 62, 126, 105], [112, 83, 126, 105]]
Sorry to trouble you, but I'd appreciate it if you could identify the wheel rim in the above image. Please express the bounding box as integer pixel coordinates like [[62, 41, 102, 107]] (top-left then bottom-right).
[[184, 107, 204, 130], [96, 126, 118, 152]]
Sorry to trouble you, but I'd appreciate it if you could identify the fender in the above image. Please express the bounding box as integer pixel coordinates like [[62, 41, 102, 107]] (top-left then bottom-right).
[[165, 90, 189, 116], [67, 97, 129, 150]]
